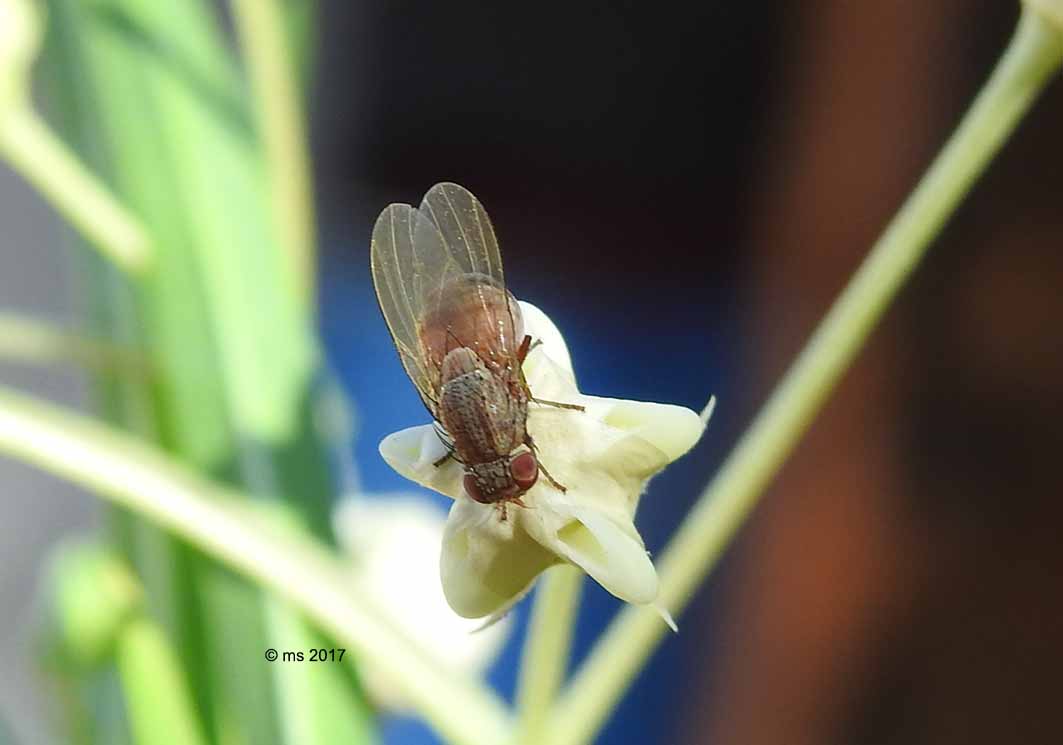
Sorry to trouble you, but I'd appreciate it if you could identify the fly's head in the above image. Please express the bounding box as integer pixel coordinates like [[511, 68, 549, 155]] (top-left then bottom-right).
[[463, 450, 539, 505]]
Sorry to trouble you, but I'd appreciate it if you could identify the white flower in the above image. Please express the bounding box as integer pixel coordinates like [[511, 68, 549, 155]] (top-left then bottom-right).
[[332, 495, 511, 710], [380, 302, 709, 621]]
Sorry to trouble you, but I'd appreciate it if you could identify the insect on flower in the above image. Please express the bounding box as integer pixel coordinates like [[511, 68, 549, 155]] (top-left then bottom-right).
[[371, 183, 583, 518]]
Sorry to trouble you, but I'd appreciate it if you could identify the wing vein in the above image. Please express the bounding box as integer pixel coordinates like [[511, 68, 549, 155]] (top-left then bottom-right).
[[442, 185, 480, 274], [390, 209, 417, 341]]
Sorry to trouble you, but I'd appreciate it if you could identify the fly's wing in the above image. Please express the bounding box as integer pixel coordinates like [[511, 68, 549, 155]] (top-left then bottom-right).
[[418, 182, 503, 281], [417, 183, 523, 367], [370, 203, 463, 415]]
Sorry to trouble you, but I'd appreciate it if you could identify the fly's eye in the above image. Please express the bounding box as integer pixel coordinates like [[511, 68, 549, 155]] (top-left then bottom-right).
[[510, 452, 539, 491], [464, 473, 488, 503]]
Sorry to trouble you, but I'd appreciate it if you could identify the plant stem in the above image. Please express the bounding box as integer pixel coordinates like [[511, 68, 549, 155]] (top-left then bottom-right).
[[0, 107, 150, 274], [545, 8, 1063, 745], [230, 0, 317, 312], [513, 566, 583, 745], [0, 384, 510, 745], [0, 312, 149, 374]]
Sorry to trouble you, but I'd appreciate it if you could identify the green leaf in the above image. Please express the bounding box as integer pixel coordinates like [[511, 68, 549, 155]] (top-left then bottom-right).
[[116, 619, 210, 745], [40, 2, 374, 743]]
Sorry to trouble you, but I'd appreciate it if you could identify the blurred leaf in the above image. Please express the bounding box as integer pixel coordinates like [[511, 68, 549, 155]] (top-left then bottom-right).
[[43, 1, 246, 738], [116, 618, 210, 745], [44, 539, 143, 669], [232, 0, 318, 312], [40, 1, 374, 744], [280, 0, 317, 94]]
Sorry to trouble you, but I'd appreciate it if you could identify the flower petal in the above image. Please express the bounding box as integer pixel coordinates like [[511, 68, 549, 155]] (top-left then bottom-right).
[[582, 396, 706, 463], [524, 401, 676, 520], [379, 425, 463, 499], [440, 499, 559, 618], [523, 502, 659, 605], [522, 345, 579, 402]]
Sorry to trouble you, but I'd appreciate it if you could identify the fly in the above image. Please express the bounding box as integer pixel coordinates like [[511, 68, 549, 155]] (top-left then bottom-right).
[[370, 183, 583, 519]]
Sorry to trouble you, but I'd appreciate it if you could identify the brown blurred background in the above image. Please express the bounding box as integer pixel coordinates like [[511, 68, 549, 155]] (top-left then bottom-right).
[[692, 1, 1063, 744]]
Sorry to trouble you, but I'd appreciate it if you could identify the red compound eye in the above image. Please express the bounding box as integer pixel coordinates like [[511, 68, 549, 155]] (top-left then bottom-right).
[[510, 452, 539, 491], [464, 473, 488, 503]]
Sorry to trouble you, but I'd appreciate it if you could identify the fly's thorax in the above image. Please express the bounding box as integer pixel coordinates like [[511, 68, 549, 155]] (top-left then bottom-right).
[[438, 347, 527, 467], [439, 346, 486, 381]]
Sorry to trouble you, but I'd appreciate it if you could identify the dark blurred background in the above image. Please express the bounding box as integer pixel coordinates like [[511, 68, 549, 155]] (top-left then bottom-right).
[[3, 0, 1062, 743]]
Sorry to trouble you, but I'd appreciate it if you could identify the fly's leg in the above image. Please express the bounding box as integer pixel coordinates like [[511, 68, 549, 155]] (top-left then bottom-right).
[[517, 335, 540, 364], [496, 496, 528, 523], [531, 397, 585, 412], [537, 459, 567, 493], [516, 335, 584, 412], [525, 434, 567, 493], [433, 451, 454, 468]]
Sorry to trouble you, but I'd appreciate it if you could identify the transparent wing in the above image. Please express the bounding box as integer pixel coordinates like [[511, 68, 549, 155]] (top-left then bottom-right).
[[370, 203, 463, 414], [417, 183, 522, 368], [417, 182, 504, 284]]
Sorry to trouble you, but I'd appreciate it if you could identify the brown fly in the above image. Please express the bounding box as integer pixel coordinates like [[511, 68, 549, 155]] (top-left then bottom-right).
[[370, 183, 582, 518]]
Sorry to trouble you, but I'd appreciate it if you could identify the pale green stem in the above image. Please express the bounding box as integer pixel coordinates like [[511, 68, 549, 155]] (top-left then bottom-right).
[[230, 0, 317, 311], [116, 617, 210, 745], [0, 107, 151, 274], [0, 312, 149, 374], [0, 385, 510, 745], [545, 9, 1063, 745], [513, 566, 583, 745]]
